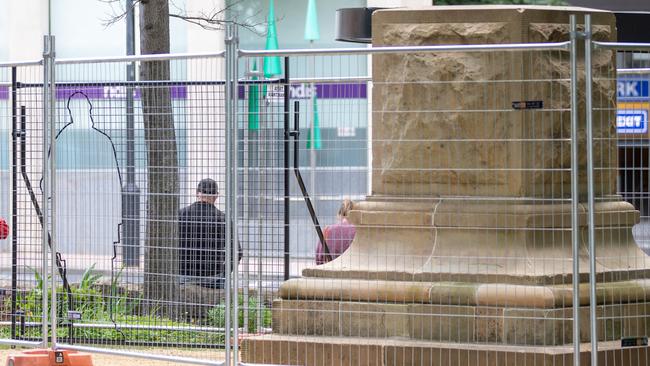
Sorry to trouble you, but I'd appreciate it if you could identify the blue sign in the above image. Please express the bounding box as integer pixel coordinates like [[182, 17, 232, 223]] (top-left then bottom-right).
[[618, 80, 649, 100], [617, 110, 648, 134]]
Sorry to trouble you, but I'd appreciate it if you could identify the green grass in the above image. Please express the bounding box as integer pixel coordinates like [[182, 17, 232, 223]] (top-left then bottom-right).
[[207, 295, 272, 333], [2, 265, 270, 345]]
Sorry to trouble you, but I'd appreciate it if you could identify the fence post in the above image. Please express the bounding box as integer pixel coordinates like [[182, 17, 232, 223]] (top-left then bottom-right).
[[48, 36, 58, 350], [584, 13, 598, 366], [224, 23, 237, 366], [231, 25, 241, 366], [283, 57, 291, 282], [569, 14, 581, 366], [224, 25, 232, 366], [41, 34, 56, 349], [10, 66, 18, 342], [122, 0, 140, 268]]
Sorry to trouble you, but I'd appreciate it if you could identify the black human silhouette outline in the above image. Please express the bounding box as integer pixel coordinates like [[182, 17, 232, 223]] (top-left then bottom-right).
[[41, 90, 126, 337]]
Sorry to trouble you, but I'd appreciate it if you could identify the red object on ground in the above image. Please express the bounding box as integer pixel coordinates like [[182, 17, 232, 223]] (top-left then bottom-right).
[[5, 349, 93, 366], [0, 219, 8, 240]]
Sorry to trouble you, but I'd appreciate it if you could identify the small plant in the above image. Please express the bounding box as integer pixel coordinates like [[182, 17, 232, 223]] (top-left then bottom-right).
[[207, 295, 271, 333], [71, 264, 105, 320], [2, 265, 229, 345], [108, 266, 140, 317]]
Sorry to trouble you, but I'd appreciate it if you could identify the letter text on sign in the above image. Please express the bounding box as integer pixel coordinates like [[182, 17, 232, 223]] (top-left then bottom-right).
[[617, 79, 649, 100], [616, 103, 648, 134]]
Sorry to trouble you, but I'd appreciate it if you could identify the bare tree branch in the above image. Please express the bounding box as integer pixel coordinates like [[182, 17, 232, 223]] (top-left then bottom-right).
[[98, 0, 141, 28], [99, 0, 265, 35]]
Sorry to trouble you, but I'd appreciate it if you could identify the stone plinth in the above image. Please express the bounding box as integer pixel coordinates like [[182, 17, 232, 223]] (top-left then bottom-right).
[[242, 5, 650, 365], [371, 6, 616, 198], [302, 199, 649, 285], [242, 336, 648, 366]]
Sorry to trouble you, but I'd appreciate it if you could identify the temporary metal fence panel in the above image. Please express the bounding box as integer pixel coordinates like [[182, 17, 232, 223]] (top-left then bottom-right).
[[0, 38, 232, 365], [589, 25, 650, 366], [17, 45, 227, 364], [235, 39, 583, 366], [234, 49, 372, 366], [0, 57, 49, 349]]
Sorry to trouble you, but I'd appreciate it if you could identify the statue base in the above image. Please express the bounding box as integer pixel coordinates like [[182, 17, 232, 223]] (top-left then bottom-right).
[[252, 197, 650, 348], [241, 336, 647, 366]]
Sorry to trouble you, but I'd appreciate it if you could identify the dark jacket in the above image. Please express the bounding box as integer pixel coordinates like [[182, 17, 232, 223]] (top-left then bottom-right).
[[178, 202, 241, 287]]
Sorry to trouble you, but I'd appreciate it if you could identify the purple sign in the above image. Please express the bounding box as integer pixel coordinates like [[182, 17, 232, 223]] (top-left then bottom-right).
[[237, 83, 367, 100], [57, 85, 187, 100], [0, 85, 188, 100], [315, 83, 367, 99], [57, 86, 106, 100], [1, 83, 366, 100]]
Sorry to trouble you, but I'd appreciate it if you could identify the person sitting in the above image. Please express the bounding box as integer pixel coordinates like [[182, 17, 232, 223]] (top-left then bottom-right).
[[316, 199, 356, 265], [178, 178, 240, 289]]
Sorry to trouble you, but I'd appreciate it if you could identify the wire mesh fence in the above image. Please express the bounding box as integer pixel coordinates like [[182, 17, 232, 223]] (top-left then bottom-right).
[[2, 17, 650, 366], [590, 43, 650, 365], [235, 52, 369, 330], [0, 61, 48, 347], [51, 53, 230, 362], [234, 18, 650, 366], [236, 39, 590, 364], [0, 50, 231, 364]]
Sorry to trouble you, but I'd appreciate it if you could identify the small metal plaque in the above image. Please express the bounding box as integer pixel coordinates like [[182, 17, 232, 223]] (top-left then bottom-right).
[[67, 310, 82, 320], [621, 336, 648, 347], [512, 100, 543, 110]]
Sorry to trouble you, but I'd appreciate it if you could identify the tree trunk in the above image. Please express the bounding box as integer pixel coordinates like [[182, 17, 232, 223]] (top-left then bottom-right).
[[139, 0, 179, 315]]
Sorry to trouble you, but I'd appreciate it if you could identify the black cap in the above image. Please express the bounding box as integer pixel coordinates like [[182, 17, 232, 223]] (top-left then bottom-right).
[[197, 178, 218, 195]]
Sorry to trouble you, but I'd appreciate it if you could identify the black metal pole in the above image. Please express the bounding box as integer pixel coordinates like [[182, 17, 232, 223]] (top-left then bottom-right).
[[19, 104, 74, 324], [283, 57, 290, 281], [292, 101, 331, 261], [126, 2, 135, 179], [122, 0, 140, 266], [10, 67, 18, 340]]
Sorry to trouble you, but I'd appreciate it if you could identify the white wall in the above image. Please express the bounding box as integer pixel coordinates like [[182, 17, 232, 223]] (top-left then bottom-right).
[[0, 0, 223, 61], [3, 0, 48, 61], [52, 0, 125, 58]]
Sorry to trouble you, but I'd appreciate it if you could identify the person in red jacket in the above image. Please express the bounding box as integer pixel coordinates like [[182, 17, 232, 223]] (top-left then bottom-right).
[[0, 218, 8, 240]]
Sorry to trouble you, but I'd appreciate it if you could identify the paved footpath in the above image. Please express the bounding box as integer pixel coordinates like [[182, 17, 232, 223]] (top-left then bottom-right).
[[0, 347, 225, 366]]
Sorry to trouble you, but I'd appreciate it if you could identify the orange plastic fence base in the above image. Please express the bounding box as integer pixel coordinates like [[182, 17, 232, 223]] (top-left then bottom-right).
[[5, 349, 93, 366]]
